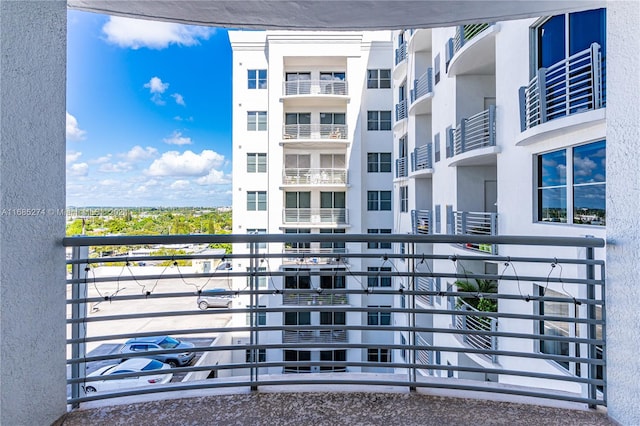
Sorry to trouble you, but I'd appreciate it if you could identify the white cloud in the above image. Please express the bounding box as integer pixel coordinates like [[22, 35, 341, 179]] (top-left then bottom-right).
[[144, 77, 169, 105], [66, 151, 82, 164], [99, 161, 133, 173], [170, 179, 190, 190], [66, 112, 86, 141], [102, 16, 214, 50], [195, 169, 229, 185], [163, 131, 192, 146], [171, 93, 186, 106], [90, 154, 113, 164], [122, 145, 158, 162], [99, 179, 119, 186], [147, 149, 225, 177], [69, 162, 88, 177]]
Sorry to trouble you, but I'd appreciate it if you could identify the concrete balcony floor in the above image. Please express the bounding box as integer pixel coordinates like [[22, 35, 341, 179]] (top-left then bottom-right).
[[56, 391, 614, 425]]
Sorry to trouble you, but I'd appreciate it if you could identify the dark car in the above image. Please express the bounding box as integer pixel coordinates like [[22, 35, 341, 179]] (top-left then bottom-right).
[[120, 336, 195, 367]]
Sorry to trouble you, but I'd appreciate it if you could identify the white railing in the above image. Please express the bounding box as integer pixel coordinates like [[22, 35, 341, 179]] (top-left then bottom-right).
[[283, 168, 348, 185], [411, 143, 432, 171], [395, 100, 407, 122], [395, 157, 407, 178], [283, 79, 348, 96], [519, 43, 604, 131], [283, 208, 348, 225], [416, 277, 434, 306], [395, 42, 407, 65], [451, 211, 498, 254], [453, 23, 491, 53], [453, 106, 496, 156], [416, 334, 433, 373], [282, 291, 349, 306], [411, 68, 433, 103], [283, 124, 348, 141], [411, 209, 432, 235], [283, 329, 348, 344], [455, 298, 498, 360]]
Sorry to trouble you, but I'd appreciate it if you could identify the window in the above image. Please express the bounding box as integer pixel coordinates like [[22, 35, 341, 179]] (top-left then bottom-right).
[[247, 111, 267, 131], [246, 191, 267, 211], [285, 192, 311, 209], [284, 311, 311, 325], [246, 228, 266, 249], [285, 72, 311, 95], [320, 268, 346, 290], [537, 287, 571, 370], [247, 153, 267, 173], [434, 133, 440, 163], [284, 268, 311, 290], [400, 334, 407, 361], [245, 266, 267, 288], [284, 112, 311, 138], [246, 305, 267, 326], [245, 348, 266, 363], [367, 267, 392, 287], [284, 350, 311, 373], [400, 186, 408, 213], [446, 127, 453, 158], [434, 53, 441, 84], [247, 69, 267, 89], [367, 110, 392, 131], [320, 350, 347, 372], [367, 153, 392, 173], [536, 140, 605, 225], [367, 229, 391, 249], [320, 311, 346, 325], [320, 72, 346, 95], [320, 229, 346, 251], [367, 348, 390, 363], [367, 191, 391, 211], [367, 69, 391, 89], [284, 228, 311, 250], [368, 306, 392, 325], [435, 205, 441, 233]]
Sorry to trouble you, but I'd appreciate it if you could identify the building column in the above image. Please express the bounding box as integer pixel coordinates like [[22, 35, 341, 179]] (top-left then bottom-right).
[[606, 1, 640, 424], [0, 1, 67, 424]]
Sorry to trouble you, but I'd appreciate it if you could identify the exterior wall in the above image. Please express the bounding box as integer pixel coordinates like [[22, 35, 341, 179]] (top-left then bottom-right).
[[0, 1, 68, 425]]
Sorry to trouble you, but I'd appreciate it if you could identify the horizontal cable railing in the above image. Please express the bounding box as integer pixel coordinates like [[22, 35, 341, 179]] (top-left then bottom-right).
[[395, 100, 408, 122], [283, 168, 348, 185], [411, 143, 432, 171], [452, 211, 498, 254], [411, 68, 433, 103], [64, 233, 605, 408], [283, 79, 348, 96], [454, 23, 491, 53], [411, 209, 432, 235], [395, 42, 407, 65], [519, 43, 604, 131], [453, 106, 496, 156], [395, 157, 407, 178], [282, 208, 348, 225], [283, 124, 348, 141]]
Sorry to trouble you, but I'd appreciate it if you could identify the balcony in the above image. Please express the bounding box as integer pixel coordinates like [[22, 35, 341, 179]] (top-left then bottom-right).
[[411, 209, 432, 235], [283, 208, 348, 226], [410, 144, 432, 175], [395, 41, 407, 66], [63, 232, 605, 413], [448, 106, 498, 166], [519, 43, 605, 134], [448, 23, 497, 76], [282, 246, 348, 266], [393, 42, 408, 79], [282, 168, 348, 186], [395, 100, 408, 123], [409, 68, 433, 115], [395, 157, 407, 178], [282, 124, 349, 146], [451, 211, 498, 254], [281, 79, 349, 106]]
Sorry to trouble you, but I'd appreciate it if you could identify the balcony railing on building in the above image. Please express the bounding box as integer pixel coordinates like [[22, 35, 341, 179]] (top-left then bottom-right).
[[411, 209, 432, 235], [410, 68, 433, 103], [449, 106, 496, 158], [283, 124, 348, 141], [395, 42, 407, 65], [282, 246, 348, 267], [411, 144, 432, 172], [395, 157, 407, 178], [519, 43, 605, 131], [64, 233, 605, 408], [452, 23, 491, 54], [395, 100, 408, 122], [283, 79, 348, 97], [283, 168, 348, 186], [282, 289, 349, 306], [450, 211, 498, 254], [283, 208, 348, 225]]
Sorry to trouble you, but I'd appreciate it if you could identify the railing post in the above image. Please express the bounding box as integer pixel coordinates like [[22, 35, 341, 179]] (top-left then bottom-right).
[[459, 118, 467, 154], [488, 105, 496, 146], [518, 86, 527, 131], [409, 241, 417, 391], [458, 25, 465, 48], [591, 43, 602, 109], [460, 211, 467, 235], [585, 236, 597, 408], [537, 67, 548, 123], [249, 241, 258, 391], [70, 246, 89, 407], [491, 318, 498, 363]]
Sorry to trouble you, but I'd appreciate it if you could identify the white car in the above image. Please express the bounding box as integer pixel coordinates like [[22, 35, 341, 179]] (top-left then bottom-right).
[[83, 358, 173, 393]]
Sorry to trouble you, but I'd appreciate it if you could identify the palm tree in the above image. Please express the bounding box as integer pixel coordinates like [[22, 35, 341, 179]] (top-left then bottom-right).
[[455, 278, 497, 312]]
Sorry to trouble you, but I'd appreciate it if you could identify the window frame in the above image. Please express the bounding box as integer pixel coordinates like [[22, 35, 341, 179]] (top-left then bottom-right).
[[367, 69, 391, 89], [367, 110, 392, 131], [247, 111, 267, 131], [247, 69, 267, 89], [246, 191, 267, 211], [246, 153, 267, 173], [367, 306, 392, 326]]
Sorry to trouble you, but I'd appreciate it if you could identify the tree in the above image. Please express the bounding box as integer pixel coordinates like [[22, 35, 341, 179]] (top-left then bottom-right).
[[455, 278, 497, 312]]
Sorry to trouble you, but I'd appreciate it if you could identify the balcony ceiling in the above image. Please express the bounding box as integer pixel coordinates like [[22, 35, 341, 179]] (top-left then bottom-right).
[[67, 1, 603, 29]]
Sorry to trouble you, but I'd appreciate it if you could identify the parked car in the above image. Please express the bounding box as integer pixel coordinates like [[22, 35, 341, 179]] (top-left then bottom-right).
[[83, 358, 172, 393], [197, 288, 233, 310], [120, 336, 195, 367]]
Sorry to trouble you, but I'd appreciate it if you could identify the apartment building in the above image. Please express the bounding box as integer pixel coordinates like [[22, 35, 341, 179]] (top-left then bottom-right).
[[228, 31, 396, 374], [391, 9, 606, 396]]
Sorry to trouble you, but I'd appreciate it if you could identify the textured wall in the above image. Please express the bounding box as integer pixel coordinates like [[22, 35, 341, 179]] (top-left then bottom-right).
[[606, 1, 640, 425], [0, 1, 67, 424]]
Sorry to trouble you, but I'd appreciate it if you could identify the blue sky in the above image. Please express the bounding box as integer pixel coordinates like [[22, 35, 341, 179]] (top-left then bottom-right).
[[66, 10, 233, 207]]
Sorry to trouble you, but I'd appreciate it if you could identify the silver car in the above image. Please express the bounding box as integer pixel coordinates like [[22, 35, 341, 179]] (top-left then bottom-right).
[[197, 288, 233, 310]]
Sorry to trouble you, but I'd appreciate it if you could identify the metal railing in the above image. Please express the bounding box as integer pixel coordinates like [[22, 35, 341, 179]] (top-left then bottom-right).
[[65, 233, 606, 408], [395, 42, 407, 65], [283, 168, 348, 185], [411, 144, 432, 172], [519, 43, 605, 131], [282, 124, 348, 141], [455, 298, 498, 361], [283, 208, 348, 225], [282, 291, 349, 306], [453, 23, 491, 53], [395, 157, 407, 178], [410, 68, 433, 103], [416, 277, 434, 306], [451, 211, 498, 254], [452, 106, 496, 156], [411, 210, 432, 235], [395, 100, 408, 122], [283, 79, 348, 96], [282, 246, 348, 266]]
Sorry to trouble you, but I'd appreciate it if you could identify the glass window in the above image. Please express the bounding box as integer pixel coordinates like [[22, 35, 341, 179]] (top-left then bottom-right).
[[246, 191, 267, 211], [400, 186, 408, 213], [248, 69, 267, 89], [573, 140, 606, 225], [247, 153, 267, 173], [245, 305, 267, 326], [367, 267, 392, 287], [367, 111, 392, 131], [246, 348, 266, 363], [434, 133, 440, 163], [367, 153, 391, 173], [368, 307, 391, 325], [537, 150, 567, 223], [246, 228, 266, 249], [367, 69, 391, 89], [367, 348, 390, 362], [247, 111, 267, 131], [367, 229, 391, 249]]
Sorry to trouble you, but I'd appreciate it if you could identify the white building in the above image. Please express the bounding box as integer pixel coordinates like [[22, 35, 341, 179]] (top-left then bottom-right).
[[391, 8, 606, 395], [228, 30, 397, 373]]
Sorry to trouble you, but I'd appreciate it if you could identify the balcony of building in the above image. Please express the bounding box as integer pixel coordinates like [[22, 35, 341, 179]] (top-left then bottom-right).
[[449, 211, 498, 254], [393, 41, 408, 78], [411, 209, 432, 235], [517, 43, 606, 146], [282, 168, 348, 187], [454, 298, 498, 362], [395, 157, 408, 179], [447, 106, 499, 167], [282, 208, 349, 227], [281, 124, 349, 147], [281, 246, 348, 267], [409, 68, 434, 115], [283, 329, 348, 344], [394, 99, 408, 127], [281, 79, 349, 106], [447, 23, 498, 77], [410, 143, 433, 177], [408, 28, 432, 54]]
